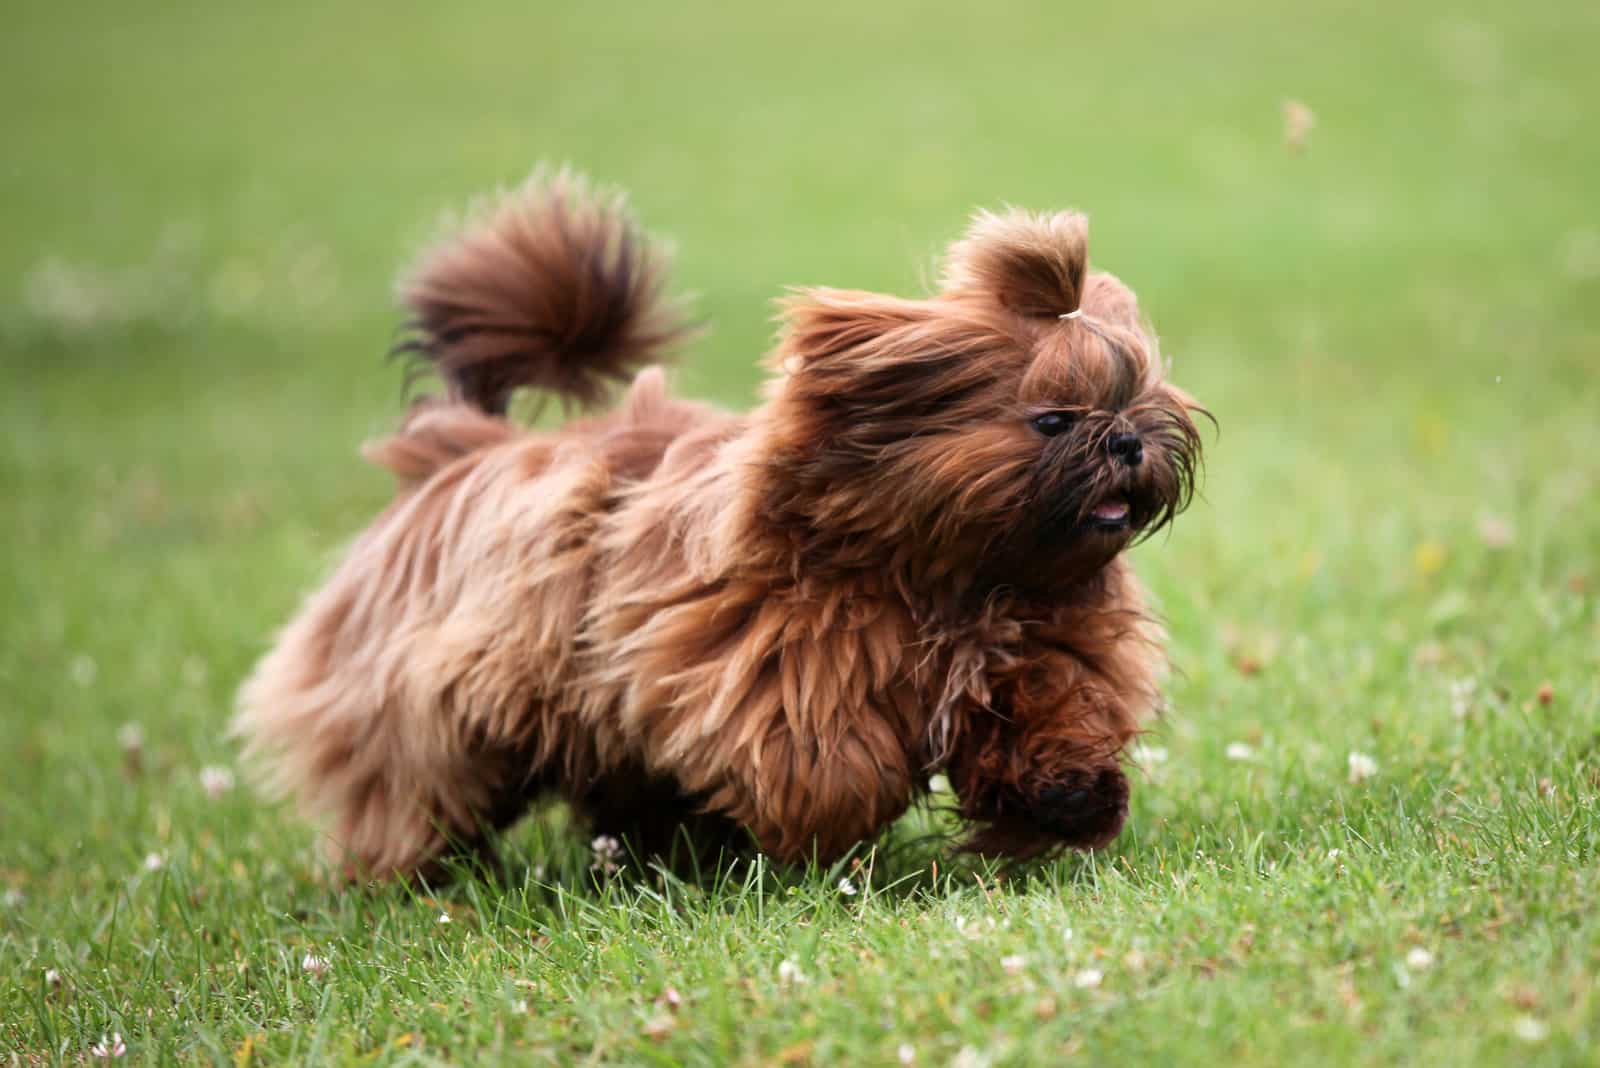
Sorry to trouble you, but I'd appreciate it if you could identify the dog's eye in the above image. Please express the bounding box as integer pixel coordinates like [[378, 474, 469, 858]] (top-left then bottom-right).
[[1030, 411, 1075, 437]]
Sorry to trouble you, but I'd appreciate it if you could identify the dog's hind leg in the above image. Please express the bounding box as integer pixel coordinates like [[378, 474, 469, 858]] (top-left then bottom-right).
[[236, 424, 610, 880]]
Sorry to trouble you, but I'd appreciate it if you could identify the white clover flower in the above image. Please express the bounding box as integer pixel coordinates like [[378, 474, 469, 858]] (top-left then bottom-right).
[[301, 953, 329, 978], [1347, 751, 1379, 784], [1478, 515, 1514, 549], [954, 915, 996, 939], [117, 722, 145, 776], [1281, 99, 1315, 152], [199, 765, 235, 800], [1225, 742, 1253, 761], [837, 878, 858, 897], [1405, 947, 1434, 971], [951, 1046, 991, 1068], [116, 722, 144, 754], [141, 853, 165, 873], [589, 835, 623, 875], [437, 911, 451, 925], [1073, 968, 1104, 989], [1001, 954, 1026, 976], [1512, 1015, 1549, 1042], [777, 959, 806, 986], [90, 1033, 126, 1059], [897, 1042, 916, 1065], [1130, 743, 1169, 766]]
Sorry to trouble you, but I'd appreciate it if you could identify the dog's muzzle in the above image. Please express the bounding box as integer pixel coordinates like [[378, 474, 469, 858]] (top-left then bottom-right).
[[1030, 767, 1129, 848]]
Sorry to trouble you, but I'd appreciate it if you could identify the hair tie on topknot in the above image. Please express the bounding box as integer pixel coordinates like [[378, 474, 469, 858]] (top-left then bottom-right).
[[1058, 309, 1083, 320]]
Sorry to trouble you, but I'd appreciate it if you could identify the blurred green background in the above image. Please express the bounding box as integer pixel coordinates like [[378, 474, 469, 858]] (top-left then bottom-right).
[[2, 0, 1597, 1063]]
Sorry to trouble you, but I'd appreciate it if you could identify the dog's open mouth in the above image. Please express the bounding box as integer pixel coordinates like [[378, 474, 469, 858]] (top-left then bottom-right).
[[1085, 497, 1131, 531]]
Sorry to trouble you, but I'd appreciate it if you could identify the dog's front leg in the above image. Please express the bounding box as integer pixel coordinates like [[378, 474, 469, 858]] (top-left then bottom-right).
[[724, 713, 915, 865], [656, 679, 916, 867]]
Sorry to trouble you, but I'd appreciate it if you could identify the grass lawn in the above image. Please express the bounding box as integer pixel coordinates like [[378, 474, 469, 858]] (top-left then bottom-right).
[[3, 0, 1598, 1063]]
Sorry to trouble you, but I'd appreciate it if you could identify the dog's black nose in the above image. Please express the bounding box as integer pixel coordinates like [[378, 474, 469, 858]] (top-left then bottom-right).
[[1107, 432, 1143, 466], [1033, 769, 1129, 847], [1040, 787, 1090, 809]]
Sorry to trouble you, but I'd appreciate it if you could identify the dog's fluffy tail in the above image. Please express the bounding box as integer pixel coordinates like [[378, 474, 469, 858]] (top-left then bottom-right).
[[397, 170, 690, 414]]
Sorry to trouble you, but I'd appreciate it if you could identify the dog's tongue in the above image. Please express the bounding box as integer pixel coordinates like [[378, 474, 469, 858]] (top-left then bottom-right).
[[1092, 499, 1129, 522]]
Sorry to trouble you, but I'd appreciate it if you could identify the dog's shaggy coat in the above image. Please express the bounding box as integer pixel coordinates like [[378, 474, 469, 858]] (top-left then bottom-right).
[[235, 173, 1203, 877]]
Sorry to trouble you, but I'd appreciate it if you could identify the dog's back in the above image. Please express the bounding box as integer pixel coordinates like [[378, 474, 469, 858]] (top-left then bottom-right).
[[234, 175, 710, 876]]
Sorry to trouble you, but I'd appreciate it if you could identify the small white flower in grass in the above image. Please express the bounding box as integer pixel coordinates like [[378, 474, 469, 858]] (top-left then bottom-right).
[[777, 959, 806, 986], [117, 722, 145, 776], [90, 1033, 126, 1058], [1512, 1015, 1549, 1042], [954, 915, 997, 939], [951, 1046, 991, 1068], [589, 835, 623, 875], [116, 722, 144, 752], [1327, 848, 1341, 860], [1405, 947, 1434, 971], [199, 765, 235, 800], [1001, 954, 1026, 976], [1478, 515, 1514, 549], [71, 654, 99, 688], [897, 1042, 916, 1065], [1130, 743, 1168, 766], [1281, 99, 1316, 153], [2, 888, 23, 908], [1347, 751, 1379, 784], [837, 877, 858, 897], [301, 953, 329, 978], [437, 911, 451, 925], [1225, 742, 1253, 761], [1073, 968, 1104, 989], [141, 852, 164, 873], [45, 968, 62, 989]]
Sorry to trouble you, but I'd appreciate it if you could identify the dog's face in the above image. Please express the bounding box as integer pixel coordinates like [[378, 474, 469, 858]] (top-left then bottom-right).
[[768, 209, 1201, 590], [765, 208, 1203, 855]]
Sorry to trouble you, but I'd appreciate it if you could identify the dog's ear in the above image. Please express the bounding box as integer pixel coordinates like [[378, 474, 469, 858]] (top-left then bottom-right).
[[775, 288, 931, 373], [941, 209, 1088, 319], [773, 287, 1011, 425]]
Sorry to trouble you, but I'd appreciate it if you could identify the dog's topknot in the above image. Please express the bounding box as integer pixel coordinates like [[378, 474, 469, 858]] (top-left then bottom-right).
[[941, 208, 1089, 319], [399, 171, 691, 414]]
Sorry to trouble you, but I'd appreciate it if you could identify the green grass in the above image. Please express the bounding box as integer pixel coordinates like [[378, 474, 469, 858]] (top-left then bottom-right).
[[3, 0, 1599, 1063]]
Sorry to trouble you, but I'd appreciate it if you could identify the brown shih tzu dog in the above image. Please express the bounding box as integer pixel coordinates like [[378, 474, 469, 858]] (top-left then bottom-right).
[[235, 172, 1203, 878]]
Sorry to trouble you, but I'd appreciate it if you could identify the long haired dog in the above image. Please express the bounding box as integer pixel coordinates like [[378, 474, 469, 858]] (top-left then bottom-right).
[[235, 173, 1204, 878]]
